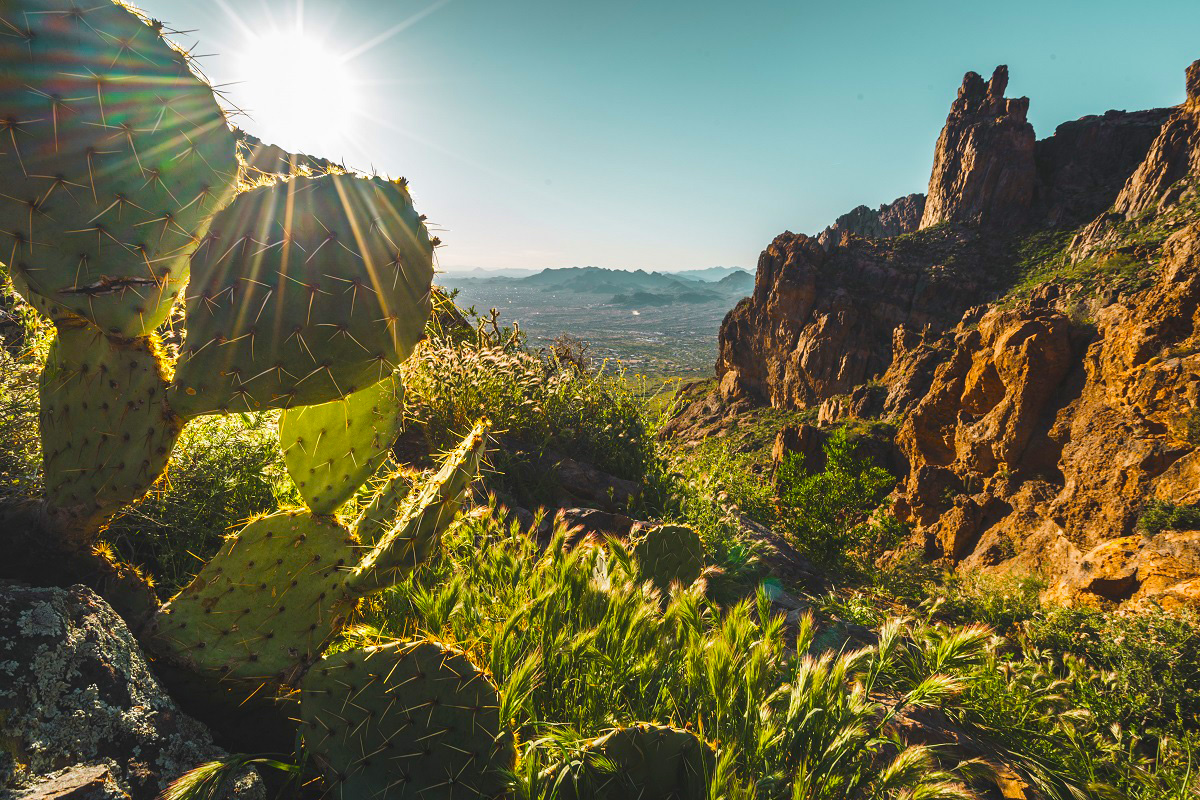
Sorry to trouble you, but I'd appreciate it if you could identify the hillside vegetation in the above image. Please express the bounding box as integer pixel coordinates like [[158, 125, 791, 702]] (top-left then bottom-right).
[[3, 283, 1197, 799]]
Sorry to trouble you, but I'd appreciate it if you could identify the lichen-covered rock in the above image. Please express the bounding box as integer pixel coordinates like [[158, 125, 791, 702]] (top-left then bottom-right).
[[0, 584, 262, 800]]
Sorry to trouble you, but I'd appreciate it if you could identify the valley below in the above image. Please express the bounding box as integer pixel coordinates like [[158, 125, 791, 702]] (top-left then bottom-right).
[[439, 266, 752, 377]]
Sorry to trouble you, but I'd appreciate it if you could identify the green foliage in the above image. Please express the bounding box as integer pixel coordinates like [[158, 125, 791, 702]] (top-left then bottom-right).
[[361, 503, 1035, 799], [144, 423, 487, 686], [0, 347, 43, 504], [403, 312, 655, 509], [775, 428, 899, 568], [1137, 500, 1200, 535], [1023, 606, 1200, 735]]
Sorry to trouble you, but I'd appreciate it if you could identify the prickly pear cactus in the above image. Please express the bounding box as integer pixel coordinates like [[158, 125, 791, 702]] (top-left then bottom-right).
[[353, 465, 417, 547], [0, 0, 239, 337], [169, 173, 434, 418], [559, 723, 715, 800], [344, 419, 488, 596], [39, 319, 180, 529], [144, 422, 487, 685], [300, 639, 515, 799], [279, 372, 405, 514], [143, 510, 358, 683], [631, 524, 704, 592]]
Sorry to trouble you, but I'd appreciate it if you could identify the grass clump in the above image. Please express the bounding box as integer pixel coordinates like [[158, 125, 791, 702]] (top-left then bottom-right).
[[356, 503, 1031, 799], [402, 300, 657, 511]]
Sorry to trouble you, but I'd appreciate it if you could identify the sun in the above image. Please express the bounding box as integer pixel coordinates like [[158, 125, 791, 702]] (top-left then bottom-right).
[[237, 30, 361, 155]]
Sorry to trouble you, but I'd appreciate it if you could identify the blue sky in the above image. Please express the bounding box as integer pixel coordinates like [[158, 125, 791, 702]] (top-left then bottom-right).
[[136, 0, 1200, 272]]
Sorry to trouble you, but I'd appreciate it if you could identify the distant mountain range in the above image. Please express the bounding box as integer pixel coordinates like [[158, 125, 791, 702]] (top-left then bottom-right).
[[439, 266, 752, 307]]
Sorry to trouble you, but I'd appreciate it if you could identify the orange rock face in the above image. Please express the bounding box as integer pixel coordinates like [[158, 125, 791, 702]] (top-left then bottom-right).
[[683, 58, 1200, 608], [897, 220, 1200, 607]]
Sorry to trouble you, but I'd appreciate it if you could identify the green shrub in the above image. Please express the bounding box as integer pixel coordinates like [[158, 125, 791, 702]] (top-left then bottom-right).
[[1138, 500, 1200, 535], [775, 428, 899, 568], [402, 304, 656, 511], [1023, 606, 1200, 734]]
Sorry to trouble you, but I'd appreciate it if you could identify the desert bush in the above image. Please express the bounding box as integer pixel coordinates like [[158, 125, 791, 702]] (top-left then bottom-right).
[[402, 303, 656, 510], [776, 428, 899, 568], [1137, 500, 1200, 535]]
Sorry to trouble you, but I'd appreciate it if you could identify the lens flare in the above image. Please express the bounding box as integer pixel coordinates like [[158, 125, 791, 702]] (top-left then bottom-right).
[[237, 31, 360, 154]]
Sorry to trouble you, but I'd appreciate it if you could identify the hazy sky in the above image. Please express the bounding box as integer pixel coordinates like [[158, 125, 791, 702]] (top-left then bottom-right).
[[135, 0, 1200, 272]]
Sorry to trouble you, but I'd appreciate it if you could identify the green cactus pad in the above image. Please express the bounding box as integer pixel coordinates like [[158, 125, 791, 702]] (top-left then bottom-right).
[[144, 510, 358, 685], [169, 173, 434, 418], [561, 723, 715, 800], [39, 320, 179, 527], [631, 524, 705, 592], [0, 0, 239, 336], [300, 639, 515, 800], [344, 420, 488, 597], [353, 466, 417, 548], [279, 372, 404, 514]]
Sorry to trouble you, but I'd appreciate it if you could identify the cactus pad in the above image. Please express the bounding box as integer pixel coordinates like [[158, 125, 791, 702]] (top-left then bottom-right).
[[0, 0, 239, 336], [344, 420, 488, 597], [39, 320, 179, 527], [169, 173, 434, 417], [300, 639, 515, 800], [563, 723, 715, 800], [144, 510, 358, 685], [279, 372, 405, 514], [631, 524, 704, 592]]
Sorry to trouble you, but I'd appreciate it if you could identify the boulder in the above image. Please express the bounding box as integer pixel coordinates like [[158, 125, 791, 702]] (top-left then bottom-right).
[[0, 584, 263, 800]]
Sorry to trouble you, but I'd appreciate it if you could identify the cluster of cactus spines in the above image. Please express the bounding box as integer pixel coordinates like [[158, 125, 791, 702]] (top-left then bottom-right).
[[168, 172, 434, 418], [353, 465, 417, 547], [631, 523, 705, 592], [0, 0, 240, 338], [300, 638, 515, 800], [143, 421, 489, 685], [279, 371, 405, 513], [39, 319, 180, 530], [561, 723, 715, 800]]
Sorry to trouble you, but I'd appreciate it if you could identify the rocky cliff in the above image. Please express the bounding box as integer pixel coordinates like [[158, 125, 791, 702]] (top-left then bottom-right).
[[674, 58, 1200, 607], [920, 66, 1036, 230]]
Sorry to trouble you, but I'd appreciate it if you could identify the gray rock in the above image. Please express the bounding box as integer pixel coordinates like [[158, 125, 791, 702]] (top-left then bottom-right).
[[0, 584, 264, 800]]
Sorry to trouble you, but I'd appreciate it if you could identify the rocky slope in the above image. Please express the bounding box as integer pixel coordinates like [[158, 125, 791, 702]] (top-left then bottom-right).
[[672, 58, 1200, 608]]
